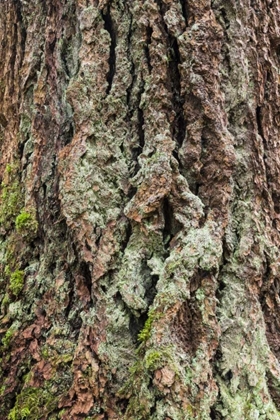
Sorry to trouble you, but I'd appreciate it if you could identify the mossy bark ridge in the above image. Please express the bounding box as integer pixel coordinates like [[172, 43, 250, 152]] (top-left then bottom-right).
[[0, 0, 280, 419]]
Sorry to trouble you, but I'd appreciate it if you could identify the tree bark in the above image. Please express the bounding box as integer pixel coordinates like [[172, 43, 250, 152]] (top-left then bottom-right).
[[1, 0, 280, 419]]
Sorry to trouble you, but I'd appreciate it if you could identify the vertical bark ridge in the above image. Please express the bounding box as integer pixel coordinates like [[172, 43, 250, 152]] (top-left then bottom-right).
[[1, 0, 280, 419]]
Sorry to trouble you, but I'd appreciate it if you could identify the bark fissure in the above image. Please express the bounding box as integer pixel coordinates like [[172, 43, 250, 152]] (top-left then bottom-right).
[[256, 105, 270, 193], [125, 11, 135, 109], [154, 1, 186, 153], [144, 25, 153, 74], [15, 1, 27, 93], [179, 0, 189, 25], [102, 7, 116, 95], [8, 20, 18, 97], [168, 36, 186, 150], [125, 60, 135, 110], [130, 78, 145, 176]]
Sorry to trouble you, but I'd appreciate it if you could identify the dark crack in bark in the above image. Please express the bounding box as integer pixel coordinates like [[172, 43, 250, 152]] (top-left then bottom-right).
[[102, 6, 116, 95]]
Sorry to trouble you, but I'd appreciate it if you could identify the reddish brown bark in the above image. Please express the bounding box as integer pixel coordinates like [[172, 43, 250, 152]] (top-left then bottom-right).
[[1, 1, 280, 419]]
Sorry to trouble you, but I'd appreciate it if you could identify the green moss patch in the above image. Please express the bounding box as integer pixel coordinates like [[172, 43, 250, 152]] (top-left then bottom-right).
[[9, 270, 24, 297], [15, 210, 38, 238], [8, 386, 58, 420]]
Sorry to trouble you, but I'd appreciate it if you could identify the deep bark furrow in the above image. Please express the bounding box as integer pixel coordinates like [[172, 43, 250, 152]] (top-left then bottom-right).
[[131, 77, 145, 176], [144, 25, 153, 74], [168, 37, 186, 152], [15, 2, 27, 99], [102, 7, 116, 95], [125, 11, 135, 109], [179, 0, 189, 25]]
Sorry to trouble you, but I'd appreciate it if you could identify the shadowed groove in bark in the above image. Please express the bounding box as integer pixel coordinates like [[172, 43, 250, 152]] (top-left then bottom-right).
[[169, 35, 186, 150], [79, 260, 92, 298], [219, 6, 230, 30], [130, 78, 145, 175], [179, 0, 189, 25], [256, 105, 270, 190], [60, 39, 70, 78], [125, 58, 135, 112], [60, 119, 74, 146], [154, 0, 187, 158], [7, 9, 18, 97], [162, 197, 174, 248], [0, 113, 7, 128], [256, 106, 264, 143], [129, 309, 149, 344], [137, 89, 145, 149], [144, 25, 153, 74], [126, 9, 135, 109], [102, 5, 116, 95], [15, 1, 27, 88]]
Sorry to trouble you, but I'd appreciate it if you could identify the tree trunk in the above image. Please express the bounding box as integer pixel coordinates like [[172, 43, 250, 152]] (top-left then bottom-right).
[[1, 0, 280, 419]]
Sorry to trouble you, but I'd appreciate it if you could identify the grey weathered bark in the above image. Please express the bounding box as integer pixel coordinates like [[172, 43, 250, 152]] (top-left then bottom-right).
[[1, 0, 280, 419]]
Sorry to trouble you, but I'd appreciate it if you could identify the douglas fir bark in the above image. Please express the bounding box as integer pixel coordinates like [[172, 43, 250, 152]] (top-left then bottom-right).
[[1, 0, 280, 419]]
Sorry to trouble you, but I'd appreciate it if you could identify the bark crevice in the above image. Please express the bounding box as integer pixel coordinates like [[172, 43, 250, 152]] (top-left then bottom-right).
[[102, 6, 116, 95]]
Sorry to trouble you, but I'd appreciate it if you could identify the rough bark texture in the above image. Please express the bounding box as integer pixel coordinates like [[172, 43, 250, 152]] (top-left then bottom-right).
[[1, 0, 280, 419]]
